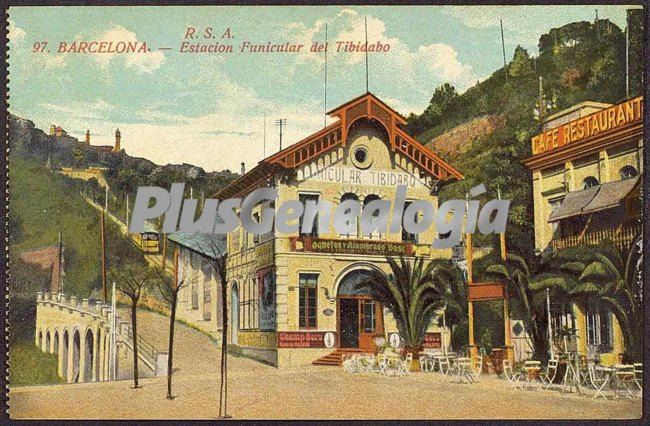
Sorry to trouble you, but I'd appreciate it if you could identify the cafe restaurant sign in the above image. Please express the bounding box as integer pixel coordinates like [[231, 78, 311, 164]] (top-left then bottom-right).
[[290, 236, 415, 256], [531, 96, 643, 155]]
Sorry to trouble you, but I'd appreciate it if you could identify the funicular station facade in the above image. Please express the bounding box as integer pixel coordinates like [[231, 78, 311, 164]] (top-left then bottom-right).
[[174, 93, 464, 367]]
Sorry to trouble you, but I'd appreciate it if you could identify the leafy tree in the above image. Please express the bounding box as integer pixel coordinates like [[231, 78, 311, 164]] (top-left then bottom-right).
[[530, 241, 643, 362], [109, 263, 152, 389], [152, 262, 190, 399]]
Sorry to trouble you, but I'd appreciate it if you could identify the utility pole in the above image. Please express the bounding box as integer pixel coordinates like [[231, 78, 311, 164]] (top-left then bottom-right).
[[125, 193, 129, 229], [538, 75, 545, 129], [100, 211, 107, 302], [276, 119, 287, 151], [500, 19, 508, 82], [364, 16, 369, 93], [324, 22, 328, 128], [57, 230, 63, 293], [625, 11, 630, 98], [104, 185, 109, 213]]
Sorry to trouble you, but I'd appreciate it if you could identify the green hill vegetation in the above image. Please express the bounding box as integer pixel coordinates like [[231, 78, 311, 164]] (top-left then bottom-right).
[[405, 13, 643, 256]]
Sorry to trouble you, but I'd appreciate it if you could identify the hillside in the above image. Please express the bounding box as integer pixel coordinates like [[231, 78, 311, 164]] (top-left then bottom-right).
[[405, 13, 644, 255], [8, 114, 239, 211]]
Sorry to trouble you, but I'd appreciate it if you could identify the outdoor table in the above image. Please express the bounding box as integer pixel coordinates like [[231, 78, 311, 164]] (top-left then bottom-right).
[[594, 365, 615, 395], [451, 357, 474, 384], [522, 365, 542, 389]]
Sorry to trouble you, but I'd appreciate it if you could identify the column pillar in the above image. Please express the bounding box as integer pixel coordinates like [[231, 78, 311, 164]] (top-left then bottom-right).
[[92, 328, 99, 381], [598, 150, 610, 184], [79, 331, 87, 382], [66, 334, 75, 382]]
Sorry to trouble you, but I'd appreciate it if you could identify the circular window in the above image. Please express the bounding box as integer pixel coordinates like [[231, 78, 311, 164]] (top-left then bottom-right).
[[354, 147, 367, 163], [351, 146, 372, 169]]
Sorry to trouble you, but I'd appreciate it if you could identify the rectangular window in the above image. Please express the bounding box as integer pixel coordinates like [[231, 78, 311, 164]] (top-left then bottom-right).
[[299, 194, 319, 237], [253, 212, 260, 244], [299, 273, 318, 329], [402, 201, 418, 243], [363, 300, 376, 333]]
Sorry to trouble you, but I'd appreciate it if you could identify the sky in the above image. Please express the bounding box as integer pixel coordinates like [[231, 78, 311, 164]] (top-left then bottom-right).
[[8, 5, 636, 172]]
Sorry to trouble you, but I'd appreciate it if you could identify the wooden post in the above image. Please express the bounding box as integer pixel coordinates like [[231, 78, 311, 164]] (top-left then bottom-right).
[[501, 232, 514, 364], [162, 234, 168, 270], [466, 233, 477, 358], [100, 211, 107, 302], [173, 249, 179, 290]]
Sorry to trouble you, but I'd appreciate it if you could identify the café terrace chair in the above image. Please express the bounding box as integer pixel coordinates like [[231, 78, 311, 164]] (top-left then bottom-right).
[[540, 358, 559, 390], [587, 362, 611, 400], [470, 355, 483, 381], [377, 353, 390, 376], [438, 356, 451, 375], [633, 363, 643, 398], [502, 359, 523, 390], [398, 353, 413, 376]]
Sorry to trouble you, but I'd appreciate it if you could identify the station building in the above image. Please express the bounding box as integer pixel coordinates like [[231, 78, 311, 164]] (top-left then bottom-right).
[[173, 93, 463, 367], [523, 96, 643, 364]]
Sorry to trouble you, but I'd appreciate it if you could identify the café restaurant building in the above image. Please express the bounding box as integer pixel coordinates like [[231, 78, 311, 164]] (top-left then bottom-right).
[[209, 93, 463, 367], [523, 96, 643, 364]]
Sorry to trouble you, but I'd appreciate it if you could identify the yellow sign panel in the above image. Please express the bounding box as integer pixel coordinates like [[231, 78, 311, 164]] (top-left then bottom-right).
[[531, 97, 643, 156]]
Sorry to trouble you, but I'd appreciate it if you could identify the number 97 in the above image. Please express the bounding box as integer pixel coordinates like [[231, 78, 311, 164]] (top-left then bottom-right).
[[32, 41, 48, 53]]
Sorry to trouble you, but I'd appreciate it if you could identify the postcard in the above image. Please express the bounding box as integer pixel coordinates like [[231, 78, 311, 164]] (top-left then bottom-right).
[[5, 3, 645, 421]]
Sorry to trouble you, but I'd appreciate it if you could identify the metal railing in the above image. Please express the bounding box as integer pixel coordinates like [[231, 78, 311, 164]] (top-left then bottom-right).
[[551, 224, 642, 252]]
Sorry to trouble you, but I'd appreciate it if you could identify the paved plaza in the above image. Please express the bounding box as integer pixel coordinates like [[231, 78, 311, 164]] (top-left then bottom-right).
[[9, 310, 642, 420]]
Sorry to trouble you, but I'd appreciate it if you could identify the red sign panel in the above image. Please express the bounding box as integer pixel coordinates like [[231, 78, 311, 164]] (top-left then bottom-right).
[[278, 331, 334, 348], [290, 236, 414, 256], [423, 332, 442, 349], [468, 282, 505, 301]]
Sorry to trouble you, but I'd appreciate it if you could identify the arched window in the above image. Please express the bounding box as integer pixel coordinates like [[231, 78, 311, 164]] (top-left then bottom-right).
[[362, 194, 381, 239], [620, 165, 638, 180], [340, 193, 359, 238], [581, 176, 599, 190]]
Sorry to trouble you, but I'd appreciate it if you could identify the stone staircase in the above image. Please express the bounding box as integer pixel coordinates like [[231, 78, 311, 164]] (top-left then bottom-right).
[[312, 349, 363, 366]]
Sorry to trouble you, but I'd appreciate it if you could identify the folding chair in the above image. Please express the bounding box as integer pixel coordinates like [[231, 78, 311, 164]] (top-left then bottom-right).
[[438, 356, 451, 375], [633, 363, 643, 398], [377, 353, 390, 376], [540, 358, 559, 390], [398, 353, 413, 376], [587, 363, 611, 400], [503, 359, 523, 389]]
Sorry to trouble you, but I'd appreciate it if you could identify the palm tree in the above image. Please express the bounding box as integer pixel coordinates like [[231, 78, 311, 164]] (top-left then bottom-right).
[[532, 241, 643, 362], [482, 252, 551, 361], [355, 256, 447, 360], [429, 261, 468, 352]]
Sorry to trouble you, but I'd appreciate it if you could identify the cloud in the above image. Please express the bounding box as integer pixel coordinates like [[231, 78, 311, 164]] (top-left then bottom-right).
[[284, 8, 477, 107], [90, 25, 165, 74], [41, 99, 116, 120], [8, 20, 26, 43]]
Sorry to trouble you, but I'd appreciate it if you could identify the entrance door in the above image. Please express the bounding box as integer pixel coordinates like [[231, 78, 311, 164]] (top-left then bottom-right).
[[338, 297, 384, 350], [339, 298, 359, 348], [359, 299, 383, 350]]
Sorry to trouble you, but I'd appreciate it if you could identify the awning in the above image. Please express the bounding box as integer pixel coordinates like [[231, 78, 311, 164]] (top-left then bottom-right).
[[582, 176, 639, 214], [548, 185, 599, 222], [548, 176, 640, 223]]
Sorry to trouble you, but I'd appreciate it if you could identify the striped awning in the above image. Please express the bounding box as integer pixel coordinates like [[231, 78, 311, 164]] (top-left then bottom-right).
[[548, 176, 640, 223]]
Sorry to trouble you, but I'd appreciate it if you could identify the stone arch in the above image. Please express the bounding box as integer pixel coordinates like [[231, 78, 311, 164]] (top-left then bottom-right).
[[45, 330, 52, 353], [61, 329, 69, 381], [37, 329, 43, 351], [332, 262, 385, 297], [72, 328, 81, 382], [53, 329, 60, 355], [83, 329, 94, 382]]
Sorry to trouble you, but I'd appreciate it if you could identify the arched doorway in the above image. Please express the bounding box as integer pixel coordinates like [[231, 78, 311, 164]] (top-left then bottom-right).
[[72, 330, 81, 382], [61, 330, 69, 381], [45, 331, 51, 353], [231, 283, 239, 345], [336, 268, 384, 350], [53, 330, 59, 355], [83, 330, 94, 382]]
